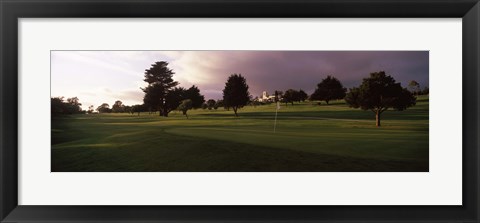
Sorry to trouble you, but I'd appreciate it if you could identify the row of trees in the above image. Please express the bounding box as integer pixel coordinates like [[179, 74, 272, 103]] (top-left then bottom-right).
[[139, 63, 250, 118], [213, 71, 417, 127], [408, 80, 429, 95], [127, 61, 420, 126], [277, 72, 416, 127], [51, 97, 83, 115], [260, 75, 425, 108], [281, 89, 309, 105], [202, 99, 225, 110], [51, 98, 146, 115], [52, 61, 422, 127], [95, 101, 142, 114], [141, 61, 205, 117]]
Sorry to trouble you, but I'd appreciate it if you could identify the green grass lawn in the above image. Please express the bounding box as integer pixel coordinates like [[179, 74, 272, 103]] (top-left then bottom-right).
[[51, 95, 429, 172]]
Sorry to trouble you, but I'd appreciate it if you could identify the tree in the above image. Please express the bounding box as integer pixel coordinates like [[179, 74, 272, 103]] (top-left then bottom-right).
[[184, 85, 205, 109], [131, 104, 145, 116], [283, 89, 298, 106], [51, 97, 66, 115], [222, 74, 250, 117], [310, 75, 347, 105], [112, 100, 125, 113], [207, 99, 216, 110], [408, 80, 421, 96], [164, 87, 186, 115], [65, 97, 83, 114], [178, 99, 193, 119], [297, 89, 308, 102], [250, 97, 261, 108], [51, 97, 84, 115], [421, 86, 429, 95], [66, 97, 80, 105], [142, 83, 161, 114], [274, 91, 283, 103], [96, 103, 111, 113], [345, 71, 416, 127], [87, 105, 94, 114], [215, 100, 224, 110], [141, 61, 179, 117], [124, 105, 132, 114], [201, 103, 208, 110]]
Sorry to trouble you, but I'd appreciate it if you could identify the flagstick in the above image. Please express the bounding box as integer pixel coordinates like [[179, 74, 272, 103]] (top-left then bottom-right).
[[274, 102, 279, 133], [274, 109, 278, 133]]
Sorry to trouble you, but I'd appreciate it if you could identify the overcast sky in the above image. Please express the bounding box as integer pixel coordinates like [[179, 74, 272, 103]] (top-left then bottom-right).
[[51, 51, 429, 110]]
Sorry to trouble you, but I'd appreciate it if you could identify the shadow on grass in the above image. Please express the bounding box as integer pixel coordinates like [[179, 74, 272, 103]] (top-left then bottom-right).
[[52, 131, 429, 172]]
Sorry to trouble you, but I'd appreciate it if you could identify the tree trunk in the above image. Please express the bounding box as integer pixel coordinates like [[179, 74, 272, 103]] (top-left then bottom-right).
[[376, 111, 381, 127], [326, 100, 329, 105], [233, 107, 238, 117]]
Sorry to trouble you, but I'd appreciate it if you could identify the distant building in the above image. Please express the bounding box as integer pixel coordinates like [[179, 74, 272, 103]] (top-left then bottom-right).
[[257, 91, 276, 102]]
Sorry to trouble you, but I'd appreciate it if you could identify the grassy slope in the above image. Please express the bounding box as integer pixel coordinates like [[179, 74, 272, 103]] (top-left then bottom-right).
[[51, 96, 429, 172]]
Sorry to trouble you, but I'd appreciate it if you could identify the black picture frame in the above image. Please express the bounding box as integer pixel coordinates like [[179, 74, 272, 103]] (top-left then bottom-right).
[[1, 0, 479, 222]]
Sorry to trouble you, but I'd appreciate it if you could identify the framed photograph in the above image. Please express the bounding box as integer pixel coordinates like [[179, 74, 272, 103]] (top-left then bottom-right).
[[1, 0, 479, 222]]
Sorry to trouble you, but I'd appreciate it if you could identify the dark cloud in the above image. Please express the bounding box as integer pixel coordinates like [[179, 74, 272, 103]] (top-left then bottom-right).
[[178, 51, 429, 100], [53, 50, 428, 108]]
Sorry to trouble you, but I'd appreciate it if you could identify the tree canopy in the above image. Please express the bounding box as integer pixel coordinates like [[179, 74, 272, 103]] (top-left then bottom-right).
[[131, 104, 145, 116], [142, 83, 162, 114], [165, 87, 186, 115], [297, 89, 308, 102], [112, 100, 125, 113], [215, 100, 224, 110], [207, 99, 216, 110], [345, 71, 416, 127], [310, 75, 347, 104], [184, 85, 205, 109], [96, 103, 111, 113], [178, 99, 193, 119], [408, 80, 421, 95], [143, 61, 178, 87], [87, 105, 94, 114], [282, 89, 297, 105], [141, 62, 205, 117], [282, 89, 309, 105], [51, 97, 84, 115], [274, 91, 283, 103], [222, 74, 250, 117]]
